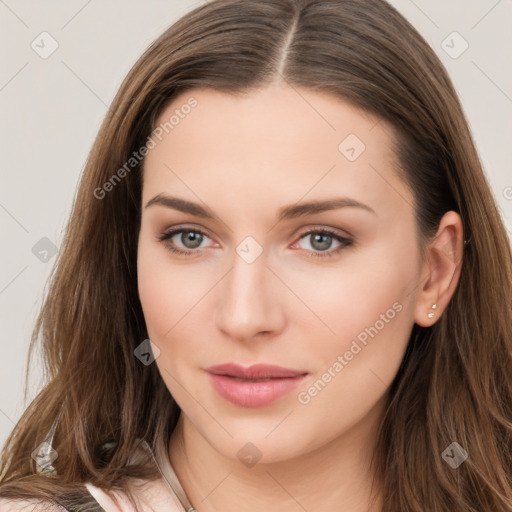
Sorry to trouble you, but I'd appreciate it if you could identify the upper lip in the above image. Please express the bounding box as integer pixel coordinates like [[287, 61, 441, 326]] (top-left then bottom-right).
[[205, 363, 309, 379]]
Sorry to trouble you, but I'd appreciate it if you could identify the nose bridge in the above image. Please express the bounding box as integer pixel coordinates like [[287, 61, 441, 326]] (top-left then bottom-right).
[[215, 238, 282, 340], [225, 242, 270, 311]]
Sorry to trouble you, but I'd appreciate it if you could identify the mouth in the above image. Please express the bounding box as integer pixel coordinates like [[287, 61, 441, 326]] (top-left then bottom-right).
[[205, 363, 309, 407]]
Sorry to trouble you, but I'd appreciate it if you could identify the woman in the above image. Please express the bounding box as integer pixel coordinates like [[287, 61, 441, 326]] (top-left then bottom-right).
[[1, 0, 511, 510]]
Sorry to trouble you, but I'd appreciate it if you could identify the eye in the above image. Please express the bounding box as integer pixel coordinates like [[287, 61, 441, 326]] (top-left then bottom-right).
[[157, 227, 215, 256], [157, 226, 352, 259], [291, 228, 352, 258]]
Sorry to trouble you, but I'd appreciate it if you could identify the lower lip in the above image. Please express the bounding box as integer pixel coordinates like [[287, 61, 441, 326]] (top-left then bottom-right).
[[206, 372, 308, 408]]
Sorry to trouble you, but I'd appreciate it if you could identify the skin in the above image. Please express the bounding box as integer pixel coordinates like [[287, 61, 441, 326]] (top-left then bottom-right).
[[137, 82, 463, 512]]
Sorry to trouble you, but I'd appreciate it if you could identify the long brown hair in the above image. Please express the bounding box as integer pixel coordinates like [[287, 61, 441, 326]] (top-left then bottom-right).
[[1, 0, 511, 510]]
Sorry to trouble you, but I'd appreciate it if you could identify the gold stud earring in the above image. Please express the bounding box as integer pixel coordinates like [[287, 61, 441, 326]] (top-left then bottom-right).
[[428, 303, 437, 318]]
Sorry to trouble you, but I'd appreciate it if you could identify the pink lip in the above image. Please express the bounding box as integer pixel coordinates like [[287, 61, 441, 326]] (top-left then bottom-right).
[[205, 363, 309, 407]]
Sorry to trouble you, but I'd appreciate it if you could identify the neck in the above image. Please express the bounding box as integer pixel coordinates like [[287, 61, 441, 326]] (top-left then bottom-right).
[[169, 397, 386, 512]]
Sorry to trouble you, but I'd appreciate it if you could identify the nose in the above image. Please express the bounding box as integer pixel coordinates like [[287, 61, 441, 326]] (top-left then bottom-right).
[[215, 245, 286, 343]]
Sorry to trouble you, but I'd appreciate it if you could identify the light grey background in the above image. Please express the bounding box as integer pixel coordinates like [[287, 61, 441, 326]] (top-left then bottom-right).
[[1, 0, 511, 448]]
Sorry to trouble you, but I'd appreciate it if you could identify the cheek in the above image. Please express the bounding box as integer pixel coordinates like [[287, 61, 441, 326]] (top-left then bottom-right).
[[137, 235, 223, 384], [288, 243, 416, 352], [292, 237, 418, 405], [137, 242, 207, 400], [137, 237, 201, 343], [288, 244, 418, 430], [290, 276, 414, 449], [137, 245, 171, 339]]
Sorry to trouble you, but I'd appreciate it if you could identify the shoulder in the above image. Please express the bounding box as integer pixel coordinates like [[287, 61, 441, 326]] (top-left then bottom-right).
[[0, 478, 185, 512], [85, 479, 186, 512], [0, 498, 68, 512]]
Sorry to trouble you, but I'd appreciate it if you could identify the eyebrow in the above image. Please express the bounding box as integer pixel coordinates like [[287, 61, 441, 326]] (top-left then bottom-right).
[[144, 193, 376, 221]]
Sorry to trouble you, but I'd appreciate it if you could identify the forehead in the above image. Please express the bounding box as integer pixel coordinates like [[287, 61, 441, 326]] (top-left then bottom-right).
[[151, 84, 389, 157], [141, 84, 414, 222]]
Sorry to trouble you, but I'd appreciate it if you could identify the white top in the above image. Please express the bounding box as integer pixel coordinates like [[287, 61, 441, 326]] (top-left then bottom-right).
[[0, 440, 196, 512]]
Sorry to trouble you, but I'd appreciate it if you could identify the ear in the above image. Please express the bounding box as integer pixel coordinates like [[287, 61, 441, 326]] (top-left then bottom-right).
[[414, 211, 464, 327]]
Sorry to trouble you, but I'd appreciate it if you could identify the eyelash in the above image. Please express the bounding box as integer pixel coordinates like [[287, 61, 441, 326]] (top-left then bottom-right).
[[156, 226, 353, 259]]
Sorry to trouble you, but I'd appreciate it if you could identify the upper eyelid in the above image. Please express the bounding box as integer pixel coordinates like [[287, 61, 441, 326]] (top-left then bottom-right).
[[162, 225, 214, 242]]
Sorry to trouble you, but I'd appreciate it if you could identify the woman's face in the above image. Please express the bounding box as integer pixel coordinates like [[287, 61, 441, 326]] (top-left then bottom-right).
[[137, 83, 426, 464]]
